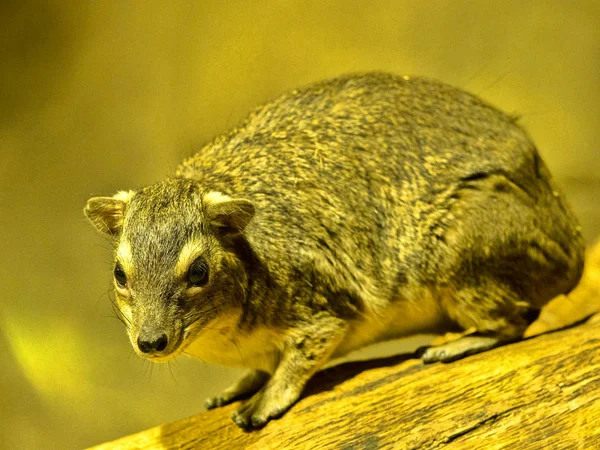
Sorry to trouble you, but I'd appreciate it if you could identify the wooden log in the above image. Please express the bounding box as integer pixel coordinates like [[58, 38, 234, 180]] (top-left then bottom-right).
[[91, 242, 600, 450]]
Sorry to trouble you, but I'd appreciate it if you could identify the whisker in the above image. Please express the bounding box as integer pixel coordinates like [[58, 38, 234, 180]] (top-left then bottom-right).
[[167, 361, 179, 385], [106, 291, 131, 331], [105, 314, 125, 324], [92, 241, 114, 252], [182, 306, 220, 330], [143, 359, 152, 379]]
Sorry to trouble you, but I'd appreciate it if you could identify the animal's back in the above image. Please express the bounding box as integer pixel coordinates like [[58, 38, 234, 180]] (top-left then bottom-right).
[[178, 72, 528, 206], [177, 72, 583, 312]]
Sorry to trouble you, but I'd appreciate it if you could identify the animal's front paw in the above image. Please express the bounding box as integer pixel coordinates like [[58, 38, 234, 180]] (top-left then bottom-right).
[[205, 393, 235, 410], [205, 369, 270, 410], [231, 386, 300, 429]]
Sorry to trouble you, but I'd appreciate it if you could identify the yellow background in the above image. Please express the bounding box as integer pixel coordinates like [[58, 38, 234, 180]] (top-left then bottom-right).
[[1, 1, 598, 448]]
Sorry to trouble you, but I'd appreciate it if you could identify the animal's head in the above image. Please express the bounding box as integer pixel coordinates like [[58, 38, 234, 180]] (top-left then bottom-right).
[[84, 178, 255, 361]]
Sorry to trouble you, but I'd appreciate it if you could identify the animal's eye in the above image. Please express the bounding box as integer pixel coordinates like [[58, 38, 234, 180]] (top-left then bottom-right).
[[114, 262, 127, 288], [187, 257, 209, 287]]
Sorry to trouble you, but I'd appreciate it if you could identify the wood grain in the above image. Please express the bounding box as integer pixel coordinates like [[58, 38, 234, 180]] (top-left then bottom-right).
[[90, 242, 600, 450]]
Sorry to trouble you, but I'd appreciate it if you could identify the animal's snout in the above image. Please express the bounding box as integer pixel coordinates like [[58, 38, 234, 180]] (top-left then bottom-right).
[[137, 331, 168, 353]]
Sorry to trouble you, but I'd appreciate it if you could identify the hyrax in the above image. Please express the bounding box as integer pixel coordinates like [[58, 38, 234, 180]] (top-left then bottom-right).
[[85, 72, 584, 429]]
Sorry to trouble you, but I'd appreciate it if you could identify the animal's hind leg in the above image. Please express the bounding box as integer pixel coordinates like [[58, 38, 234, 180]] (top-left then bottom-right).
[[420, 302, 543, 363], [420, 278, 537, 364], [420, 335, 507, 364], [418, 172, 580, 363]]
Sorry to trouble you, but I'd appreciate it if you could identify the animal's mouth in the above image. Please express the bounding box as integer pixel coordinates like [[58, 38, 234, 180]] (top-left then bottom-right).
[[144, 320, 205, 362], [133, 313, 218, 362], [134, 330, 187, 363]]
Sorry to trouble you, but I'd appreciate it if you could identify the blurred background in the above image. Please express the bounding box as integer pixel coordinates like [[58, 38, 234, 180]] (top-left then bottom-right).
[[1, 1, 598, 448]]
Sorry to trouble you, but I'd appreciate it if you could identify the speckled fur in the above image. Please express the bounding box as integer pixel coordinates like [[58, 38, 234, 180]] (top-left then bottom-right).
[[85, 72, 585, 429]]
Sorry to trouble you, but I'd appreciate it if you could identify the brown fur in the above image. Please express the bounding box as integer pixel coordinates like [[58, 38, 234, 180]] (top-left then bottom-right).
[[84, 72, 585, 429]]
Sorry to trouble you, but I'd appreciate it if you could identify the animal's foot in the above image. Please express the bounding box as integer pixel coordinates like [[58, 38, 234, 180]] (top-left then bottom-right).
[[205, 369, 269, 410], [419, 335, 505, 363], [231, 385, 300, 429]]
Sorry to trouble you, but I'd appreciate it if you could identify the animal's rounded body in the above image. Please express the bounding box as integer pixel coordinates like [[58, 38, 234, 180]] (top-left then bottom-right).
[[178, 73, 584, 352], [85, 72, 585, 428]]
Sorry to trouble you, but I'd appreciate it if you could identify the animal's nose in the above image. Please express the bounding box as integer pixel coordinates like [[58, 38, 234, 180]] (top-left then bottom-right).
[[137, 333, 168, 353]]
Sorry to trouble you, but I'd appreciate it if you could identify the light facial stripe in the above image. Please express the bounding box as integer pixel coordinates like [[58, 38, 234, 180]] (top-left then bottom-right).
[[203, 191, 231, 205], [113, 189, 136, 203], [120, 302, 133, 326], [116, 239, 134, 277], [176, 238, 208, 279]]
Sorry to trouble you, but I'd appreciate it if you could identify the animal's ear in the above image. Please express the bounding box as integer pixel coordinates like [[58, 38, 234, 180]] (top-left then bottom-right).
[[203, 191, 255, 235], [84, 190, 135, 237]]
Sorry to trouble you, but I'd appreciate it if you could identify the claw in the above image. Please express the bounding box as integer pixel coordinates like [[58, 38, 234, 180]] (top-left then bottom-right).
[[231, 411, 249, 429]]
